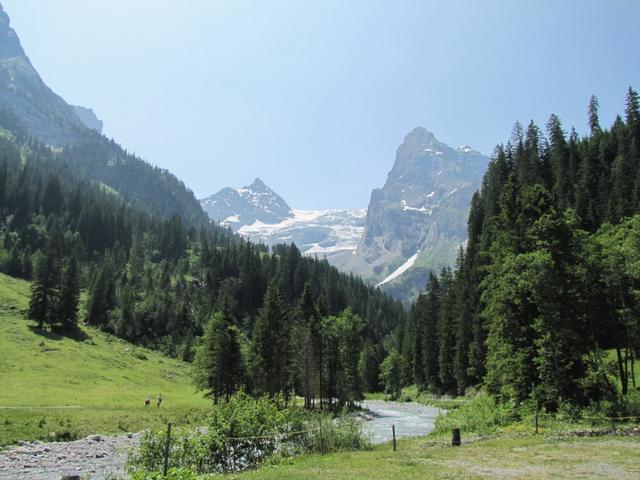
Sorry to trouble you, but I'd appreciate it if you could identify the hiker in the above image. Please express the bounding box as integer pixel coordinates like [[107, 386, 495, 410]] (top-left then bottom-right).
[[144, 396, 151, 407], [157, 394, 162, 408]]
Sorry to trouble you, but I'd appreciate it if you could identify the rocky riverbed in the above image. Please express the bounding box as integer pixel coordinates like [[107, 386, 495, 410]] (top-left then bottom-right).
[[0, 433, 141, 480], [0, 401, 443, 479]]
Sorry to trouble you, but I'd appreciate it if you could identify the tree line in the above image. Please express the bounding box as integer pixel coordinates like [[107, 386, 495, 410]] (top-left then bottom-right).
[[397, 88, 640, 410]]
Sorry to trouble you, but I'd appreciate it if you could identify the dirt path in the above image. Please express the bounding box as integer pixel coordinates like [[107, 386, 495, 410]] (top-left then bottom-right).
[[0, 433, 141, 480]]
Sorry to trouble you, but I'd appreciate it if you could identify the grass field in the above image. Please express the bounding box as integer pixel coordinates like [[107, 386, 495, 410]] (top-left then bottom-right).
[[228, 434, 640, 480], [0, 273, 211, 446]]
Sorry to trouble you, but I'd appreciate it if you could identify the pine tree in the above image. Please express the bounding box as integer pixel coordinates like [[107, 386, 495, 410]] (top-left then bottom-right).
[[358, 340, 380, 393], [193, 311, 244, 402], [437, 268, 456, 394], [421, 273, 440, 390], [58, 255, 80, 331], [252, 283, 291, 397], [28, 229, 63, 329], [588, 95, 601, 135]]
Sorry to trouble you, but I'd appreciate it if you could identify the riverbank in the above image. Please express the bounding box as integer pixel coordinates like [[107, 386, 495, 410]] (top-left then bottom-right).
[[0, 432, 140, 480]]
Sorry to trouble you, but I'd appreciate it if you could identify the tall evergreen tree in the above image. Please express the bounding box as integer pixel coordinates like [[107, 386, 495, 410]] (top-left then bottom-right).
[[252, 283, 291, 397], [193, 310, 244, 402], [28, 229, 62, 329], [57, 254, 80, 331]]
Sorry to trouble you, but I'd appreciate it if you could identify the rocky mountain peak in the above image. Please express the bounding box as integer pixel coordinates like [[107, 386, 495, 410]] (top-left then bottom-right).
[[249, 177, 268, 191], [343, 127, 490, 301], [201, 178, 293, 226], [0, 3, 27, 61]]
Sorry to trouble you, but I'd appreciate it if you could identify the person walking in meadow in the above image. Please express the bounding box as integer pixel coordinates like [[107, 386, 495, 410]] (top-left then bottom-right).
[[144, 396, 151, 407], [157, 394, 162, 408]]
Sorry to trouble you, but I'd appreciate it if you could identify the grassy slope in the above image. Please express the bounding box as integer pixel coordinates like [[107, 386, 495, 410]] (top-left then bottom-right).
[[229, 435, 640, 480], [0, 273, 210, 446]]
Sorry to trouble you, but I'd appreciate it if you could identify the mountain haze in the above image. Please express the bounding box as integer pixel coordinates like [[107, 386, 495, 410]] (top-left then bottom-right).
[[0, 3, 208, 224]]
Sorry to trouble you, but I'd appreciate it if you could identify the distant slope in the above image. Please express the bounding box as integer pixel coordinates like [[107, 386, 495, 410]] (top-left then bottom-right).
[[0, 273, 210, 445], [0, 3, 209, 225]]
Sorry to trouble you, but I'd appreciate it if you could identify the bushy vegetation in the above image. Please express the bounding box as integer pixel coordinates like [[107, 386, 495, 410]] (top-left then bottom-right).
[[434, 393, 515, 436], [126, 393, 371, 476]]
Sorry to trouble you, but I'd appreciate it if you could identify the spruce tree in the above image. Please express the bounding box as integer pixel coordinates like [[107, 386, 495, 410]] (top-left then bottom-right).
[[193, 311, 244, 402], [58, 255, 80, 332], [28, 229, 62, 329], [252, 283, 291, 397]]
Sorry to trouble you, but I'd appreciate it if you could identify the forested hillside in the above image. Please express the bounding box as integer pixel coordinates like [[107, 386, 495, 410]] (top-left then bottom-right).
[[0, 112, 404, 405], [399, 89, 640, 410]]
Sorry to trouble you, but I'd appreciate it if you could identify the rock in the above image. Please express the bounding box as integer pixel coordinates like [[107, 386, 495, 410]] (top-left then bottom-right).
[[347, 127, 489, 302], [127, 433, 133, 438], [88, 435, 101, 442], [61, 476, 81, 480]]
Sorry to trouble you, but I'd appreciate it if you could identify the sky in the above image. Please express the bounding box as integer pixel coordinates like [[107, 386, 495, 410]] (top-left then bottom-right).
[[3, 0, 639, 209]]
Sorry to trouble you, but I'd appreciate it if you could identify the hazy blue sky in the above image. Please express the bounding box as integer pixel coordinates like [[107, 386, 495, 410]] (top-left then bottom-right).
[[3, 0, 639, 208]]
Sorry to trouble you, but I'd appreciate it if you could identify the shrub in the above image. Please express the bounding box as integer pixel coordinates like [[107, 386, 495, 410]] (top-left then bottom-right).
[[434, 393, 514, 436], [127, 392, 370, 476]]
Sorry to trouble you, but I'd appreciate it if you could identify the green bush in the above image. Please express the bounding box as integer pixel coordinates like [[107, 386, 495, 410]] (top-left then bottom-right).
[[127, 392, 371, 476], [434, 393, 515, 436]]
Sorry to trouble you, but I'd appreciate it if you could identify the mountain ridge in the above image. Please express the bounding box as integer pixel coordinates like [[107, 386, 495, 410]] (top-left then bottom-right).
[[0, 4, 209, 225]]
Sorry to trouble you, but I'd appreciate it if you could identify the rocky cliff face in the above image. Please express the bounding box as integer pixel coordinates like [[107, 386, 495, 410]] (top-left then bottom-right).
[[72, 105, 103, 133], [344, 127, 489, 301], [0, 3, 90, 146]]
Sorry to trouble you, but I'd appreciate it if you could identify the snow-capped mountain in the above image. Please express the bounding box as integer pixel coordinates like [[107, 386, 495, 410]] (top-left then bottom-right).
[[200, 178, 293, 226], [342, 127, 489, 301], [200, 180, 366, 261], [201, 128, 488, 303]]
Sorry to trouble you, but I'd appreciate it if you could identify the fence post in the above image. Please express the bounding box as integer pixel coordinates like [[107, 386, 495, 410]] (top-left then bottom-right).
[[392, 424, 397, 452], [318, 417, 325, 454], [534, 413, 539, 434], [163, 422, 172, 477], [610, 418, 616, 434], [451, 428, 461, 447]]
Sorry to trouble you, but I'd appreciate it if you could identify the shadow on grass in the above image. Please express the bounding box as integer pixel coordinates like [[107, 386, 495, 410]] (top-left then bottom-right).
[[28, 323, 90, 342]]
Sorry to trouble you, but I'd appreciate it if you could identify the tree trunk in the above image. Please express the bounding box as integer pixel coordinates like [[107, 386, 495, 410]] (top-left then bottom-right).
[[616, 347, 628, 395]]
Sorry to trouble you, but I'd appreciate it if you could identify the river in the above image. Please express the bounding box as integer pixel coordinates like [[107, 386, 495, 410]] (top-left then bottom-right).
[[359, 400, 442, 444]]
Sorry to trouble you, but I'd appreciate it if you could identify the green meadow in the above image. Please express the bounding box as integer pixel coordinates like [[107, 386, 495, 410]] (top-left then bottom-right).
[[0, 273, 210, 446]]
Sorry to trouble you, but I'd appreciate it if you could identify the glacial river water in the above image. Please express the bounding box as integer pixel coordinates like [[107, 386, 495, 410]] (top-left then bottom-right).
[[359, 400, 442, 444]]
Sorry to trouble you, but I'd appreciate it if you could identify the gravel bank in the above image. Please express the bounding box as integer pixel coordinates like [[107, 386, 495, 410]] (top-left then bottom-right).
[[0, 432, 141, 480]]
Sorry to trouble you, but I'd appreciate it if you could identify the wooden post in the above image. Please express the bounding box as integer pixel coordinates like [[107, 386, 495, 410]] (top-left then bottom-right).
[[534, 413, 539, 434], [611, 418, 617, 434], [392, 424, 397, 452], [451, 427, 461, 447], [318, 417, 325, 454], [163, 422, 172, 476]]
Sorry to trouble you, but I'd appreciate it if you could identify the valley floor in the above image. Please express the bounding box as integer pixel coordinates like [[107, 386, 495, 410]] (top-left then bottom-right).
[[230, 433, 640, 480]]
